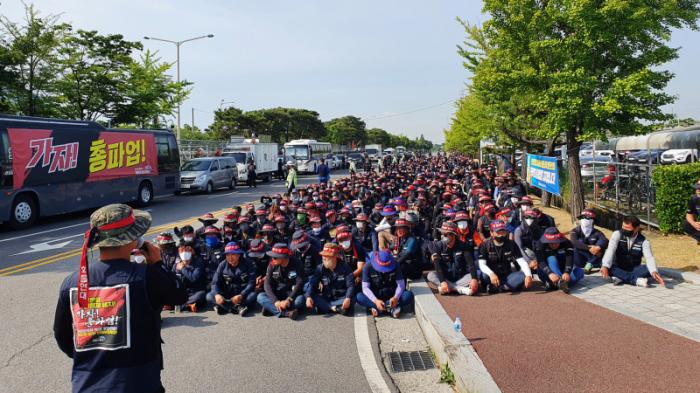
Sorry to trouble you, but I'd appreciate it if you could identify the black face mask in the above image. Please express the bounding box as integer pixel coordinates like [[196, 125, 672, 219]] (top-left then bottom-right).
[[494, 235, 508, 242], [621, 229, 634, 237]]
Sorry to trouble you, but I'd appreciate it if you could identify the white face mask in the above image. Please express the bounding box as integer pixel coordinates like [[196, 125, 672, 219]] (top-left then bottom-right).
[[440, 236, 449, 243], [356, 222, 365, 230], [524, 218, 535, 226], [341, 240, 351, 249], [580, 218, 594, 231], [280, 206, 287, 211], [511, 197, 519, 204], [521, 205, 529, 212], [457, 221, 468, 230], [313, 196, 319, 201], [130, 255, 146, 264], [179, 252, 192, 261], [183, 236, 194, 243], [312, 227, 322, 234]]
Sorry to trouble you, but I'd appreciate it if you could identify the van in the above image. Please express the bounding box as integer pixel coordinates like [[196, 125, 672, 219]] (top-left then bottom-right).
[[179, 157, 238, 194]]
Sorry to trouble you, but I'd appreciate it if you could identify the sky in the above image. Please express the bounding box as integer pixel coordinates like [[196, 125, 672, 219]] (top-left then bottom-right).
[[2, 1, 699, 144]]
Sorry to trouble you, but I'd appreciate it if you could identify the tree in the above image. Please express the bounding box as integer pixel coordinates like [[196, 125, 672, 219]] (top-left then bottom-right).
[[54, 29, 142, 121], [325, 116, 366, 147], [464, 0, 700, 220], [112, 50, 190, 128], [179, 124, 212, 141], [366, 128, 391, 146], [0, 3, 69, 116]]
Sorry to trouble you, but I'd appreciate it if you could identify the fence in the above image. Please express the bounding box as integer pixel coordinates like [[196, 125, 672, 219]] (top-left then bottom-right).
[[582, 160, 658, 228], [178, 139, 229, 162]]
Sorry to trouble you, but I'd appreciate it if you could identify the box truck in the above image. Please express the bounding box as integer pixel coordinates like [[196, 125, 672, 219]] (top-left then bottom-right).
[[222, 137, 279, 182]]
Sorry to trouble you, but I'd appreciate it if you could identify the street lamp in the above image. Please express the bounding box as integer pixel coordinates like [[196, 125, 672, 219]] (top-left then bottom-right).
[[143, 34, 214, 141], [219, 99, 235, 109]]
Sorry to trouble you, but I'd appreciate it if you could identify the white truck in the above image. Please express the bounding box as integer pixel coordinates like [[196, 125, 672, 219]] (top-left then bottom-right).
[[364, 144, 382, 160], [222, 137, 279, 182]]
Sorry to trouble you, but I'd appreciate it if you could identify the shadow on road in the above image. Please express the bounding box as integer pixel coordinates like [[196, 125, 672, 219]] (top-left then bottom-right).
[[161, 315, 218, 329]]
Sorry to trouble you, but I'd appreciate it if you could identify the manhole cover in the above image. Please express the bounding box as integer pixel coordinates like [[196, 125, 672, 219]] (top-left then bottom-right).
[[388, 350, 435, 373]]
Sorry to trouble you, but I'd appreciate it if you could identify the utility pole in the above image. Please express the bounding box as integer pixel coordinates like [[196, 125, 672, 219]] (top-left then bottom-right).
[[191, 107, 195, 130]]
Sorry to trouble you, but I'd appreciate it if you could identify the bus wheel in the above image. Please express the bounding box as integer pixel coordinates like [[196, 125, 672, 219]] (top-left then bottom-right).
[[137, 181, 153, 206], [205, 182, 214, 194], [229, 177, 237, 190], [10, 194, 38, 229]]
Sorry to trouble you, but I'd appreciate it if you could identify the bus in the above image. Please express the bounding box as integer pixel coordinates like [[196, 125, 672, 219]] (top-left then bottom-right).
[[0, 115, 181, 228], [283, 139, 332, 173]]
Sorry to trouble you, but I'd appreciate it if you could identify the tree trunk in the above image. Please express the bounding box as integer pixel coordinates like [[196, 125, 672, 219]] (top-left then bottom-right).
[[566, 134, 585, 223], [520, 146, 528, 194], [541, 138, 557, 207]]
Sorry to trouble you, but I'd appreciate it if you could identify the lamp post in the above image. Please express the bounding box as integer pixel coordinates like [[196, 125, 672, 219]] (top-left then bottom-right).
[[219, 99, 236, 109], [143, 34, 214, 141]]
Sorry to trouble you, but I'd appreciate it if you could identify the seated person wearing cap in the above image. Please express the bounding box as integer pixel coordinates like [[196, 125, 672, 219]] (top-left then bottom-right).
[[569, 208, 608, 274], [305, 243, 355, 315], [233, 216, 255, 247], [195, 213, 220, 240], [247, 239, 270, 295], [513, 209, 543, 273], [388, 218, 422, 280], [352, 213, 378, 253], [257, 243, 305, 319], [357, 250, 414, 318], [535, 227, 583, 293], [428, 222, 479, 296], [601, 215, 665, 287], [682, 180, 700, 249], [478, 220, 534, 293], [208, 242, 256, 316], [173, 244, 207, 312], [156, 232, 179, 272], [376, 205, 399, 249], [308, 216, 331, 244], [201, 226, 225, 282], [290, 230, 321, 290], [336, 229, 366, 284]]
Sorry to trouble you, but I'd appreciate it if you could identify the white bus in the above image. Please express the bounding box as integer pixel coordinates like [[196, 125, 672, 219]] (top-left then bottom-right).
[[283, 139, 332, 173]]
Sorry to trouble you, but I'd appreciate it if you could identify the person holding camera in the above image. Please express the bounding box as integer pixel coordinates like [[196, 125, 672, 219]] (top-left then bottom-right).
[[53, 204, 186, 393]]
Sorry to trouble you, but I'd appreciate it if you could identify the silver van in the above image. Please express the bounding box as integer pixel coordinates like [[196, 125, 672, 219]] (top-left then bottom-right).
[[179, 157, 238, 194]]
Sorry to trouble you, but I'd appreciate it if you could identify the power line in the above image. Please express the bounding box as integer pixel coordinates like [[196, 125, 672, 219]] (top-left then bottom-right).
[[363, 99, 459, 121]]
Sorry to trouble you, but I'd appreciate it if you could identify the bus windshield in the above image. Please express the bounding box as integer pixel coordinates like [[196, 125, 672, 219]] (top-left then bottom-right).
[[365, 149, 378, 155], [181, 160, 212, 171], [286, 146, 309, 160]]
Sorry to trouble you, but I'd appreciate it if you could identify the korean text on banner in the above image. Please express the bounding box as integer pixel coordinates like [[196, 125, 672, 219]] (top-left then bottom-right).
[[526, 154, 560, 195]]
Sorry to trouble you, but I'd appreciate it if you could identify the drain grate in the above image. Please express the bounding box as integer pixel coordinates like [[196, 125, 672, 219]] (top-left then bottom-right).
[[388, 350, 435, 373]]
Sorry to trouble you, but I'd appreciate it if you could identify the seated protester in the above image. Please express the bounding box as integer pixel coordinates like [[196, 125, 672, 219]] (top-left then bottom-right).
[[173, 244, 207, 312], [195, 213, 219, 239], [258, 224, 277, 247], [513, 196, 534, 227], [222, 226, 236, 244], [382, 218, 420, 280], [427, 222, 479, 296], [208, 242, 256, 316], [308, 216, 331, 244], [272, 215, 291, 244], [476, 204, 497, 244], [257, 243, 305, 319], [292, 208, 310, 233], [601, 216, 665, 287], [323, 210, 340, 236], [352, 213, 378, 253], [369, 202, 385, 227], [513, 209, 543, 272], [233, 216, 255, 247], [478, 220, 534, 294], [290, 230, 321, 288], [338, 207, 354, 226], [453, 211, 475, 253], [569, 209, 608, 274], [336, 229, 366, 285], [157, 232, 178, 272], [356, 250, 414, 318], [682, 180, 700, 249], [201, 226, 225, 282], [251, 207, 269, 233], [495, 207, 516, 234], [305, 243, 355, 315], [174, 224, 198, 248], [376, 205, 399, 249], [222, 211, 239, 233], [535, 227, 583, 294], [531, 207, 556, 229], [247, 239, 270, 294], [279, 200, 294, 223]]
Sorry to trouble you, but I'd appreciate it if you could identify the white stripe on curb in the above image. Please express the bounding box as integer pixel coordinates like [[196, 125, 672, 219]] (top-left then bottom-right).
[[354, 312, 392, 393]]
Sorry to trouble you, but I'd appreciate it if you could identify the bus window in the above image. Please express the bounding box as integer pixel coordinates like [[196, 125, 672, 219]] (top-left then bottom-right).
[[156, 135, 179, 173], [168, 134, 180, 166], [0, 129, 10, 189]]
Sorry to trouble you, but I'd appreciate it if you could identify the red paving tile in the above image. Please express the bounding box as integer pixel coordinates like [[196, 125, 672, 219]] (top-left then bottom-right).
[[433, 285, 700, 393]]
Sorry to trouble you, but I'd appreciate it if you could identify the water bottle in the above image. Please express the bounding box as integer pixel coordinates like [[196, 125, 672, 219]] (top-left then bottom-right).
[[453, 316, 462, 333]]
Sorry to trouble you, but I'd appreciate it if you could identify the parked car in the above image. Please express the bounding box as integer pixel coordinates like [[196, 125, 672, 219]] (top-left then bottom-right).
[[580, 149, 615, 159], [331, 155, 343, 170], [179, 157, 238, 194], [625, 149, 664, 165], [347, 152, 365, 167], [580, 155, 613, 177], [661, 149, 698, 164]]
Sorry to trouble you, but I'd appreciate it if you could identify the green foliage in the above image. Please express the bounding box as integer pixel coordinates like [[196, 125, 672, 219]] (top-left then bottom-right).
[[439, 362, 455, 386], [652, 163, 700, 233], [325, 115, 366, 146], [209, 106, 326, 143], [179, 125, 212, 141]]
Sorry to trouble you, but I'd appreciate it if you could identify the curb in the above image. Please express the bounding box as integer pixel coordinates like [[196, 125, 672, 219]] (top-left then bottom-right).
[[659, 267, 700, 284], [412, 280, 501, 393]]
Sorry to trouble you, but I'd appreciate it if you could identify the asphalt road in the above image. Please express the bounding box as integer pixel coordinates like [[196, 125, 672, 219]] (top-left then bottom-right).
[[0, 170, 400, 393]]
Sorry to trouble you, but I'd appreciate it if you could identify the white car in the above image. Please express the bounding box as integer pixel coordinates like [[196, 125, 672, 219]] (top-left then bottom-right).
[[661, 149, 697, 164], [580, 149, 615, 159]]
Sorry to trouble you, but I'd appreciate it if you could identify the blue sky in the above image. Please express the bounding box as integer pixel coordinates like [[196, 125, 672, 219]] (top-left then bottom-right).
[[2, 1, 699, 144]]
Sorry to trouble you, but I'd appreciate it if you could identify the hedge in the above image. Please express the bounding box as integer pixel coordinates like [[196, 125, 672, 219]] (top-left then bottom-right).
[[651, 162, 700, 233]]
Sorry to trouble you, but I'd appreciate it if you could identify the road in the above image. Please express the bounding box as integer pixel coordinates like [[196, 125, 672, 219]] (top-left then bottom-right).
[[0, 171, 399, 393]]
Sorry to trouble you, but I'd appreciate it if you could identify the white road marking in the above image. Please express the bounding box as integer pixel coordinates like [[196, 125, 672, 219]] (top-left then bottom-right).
[[12, 240, 73, 255], [0, 221, 87, 243], [207, 191, 237, 199], [354, 312, 392, 393]]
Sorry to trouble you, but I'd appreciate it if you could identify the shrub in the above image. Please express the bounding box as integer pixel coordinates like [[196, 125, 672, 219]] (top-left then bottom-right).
[[651, 163, 700, 233]]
